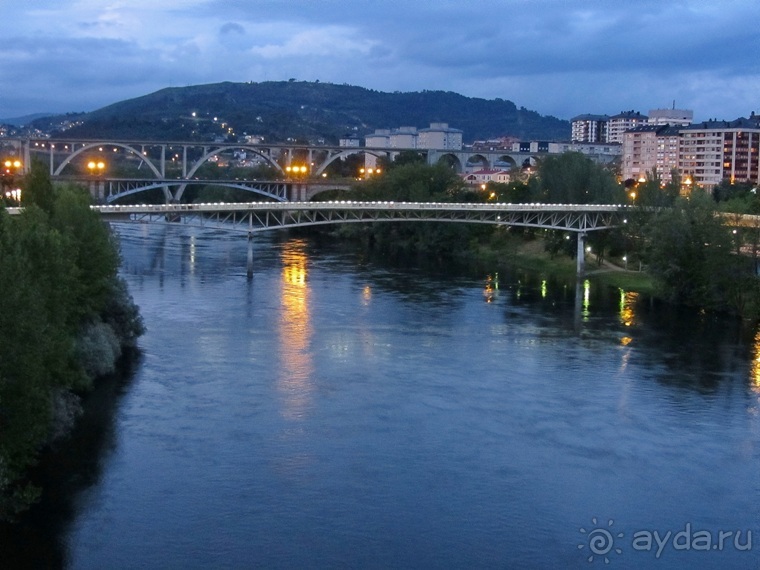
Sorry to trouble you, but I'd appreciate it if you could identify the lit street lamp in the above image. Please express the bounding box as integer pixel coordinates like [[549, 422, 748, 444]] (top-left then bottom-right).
[[87, 160, 106, 175], [286, 164, 308, 178]]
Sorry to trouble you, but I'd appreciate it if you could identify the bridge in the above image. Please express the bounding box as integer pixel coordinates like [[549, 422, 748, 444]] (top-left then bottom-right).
[[1, 137, 546, 202], [92, 201, 627, 276]]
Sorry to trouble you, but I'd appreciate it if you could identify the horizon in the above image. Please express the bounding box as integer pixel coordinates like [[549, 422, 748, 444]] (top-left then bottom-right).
[[2, 79, 755, 129]]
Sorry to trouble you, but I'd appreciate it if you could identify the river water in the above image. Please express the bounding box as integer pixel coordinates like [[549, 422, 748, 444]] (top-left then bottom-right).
[[5, 223, 760, 569]]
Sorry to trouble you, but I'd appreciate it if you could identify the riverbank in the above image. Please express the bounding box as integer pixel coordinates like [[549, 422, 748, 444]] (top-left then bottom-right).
[[469, 234, 657, 295]]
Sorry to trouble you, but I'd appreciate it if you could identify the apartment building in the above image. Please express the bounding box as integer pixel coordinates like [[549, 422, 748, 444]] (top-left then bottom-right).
[[570, 114, 609, 143], [622, 116, 760, 188], [607, 111, 648, 143], [647, 108, 693, 126], [417, 122, 463, 150], [622, 125, 680, 183], [365, 123, 462, 150]]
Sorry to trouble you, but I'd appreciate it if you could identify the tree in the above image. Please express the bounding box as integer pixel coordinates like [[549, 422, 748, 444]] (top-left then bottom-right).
[[533, 152, 624, 204], [644, 192, 749, 311], [22, 159, 56, 214]]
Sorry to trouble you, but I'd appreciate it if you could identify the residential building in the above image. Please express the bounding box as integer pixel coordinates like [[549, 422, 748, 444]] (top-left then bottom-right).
[[622, 125, 680, 183], [417, 122, 463, 150], [621, 116, 760, 188], [339, 134, 361, 147], [571, 114, 609, 143], [365, 129, 391, 148], [461, 169, 511, 186], [607, 111, 648, 143], [647, 108, 693, 126]]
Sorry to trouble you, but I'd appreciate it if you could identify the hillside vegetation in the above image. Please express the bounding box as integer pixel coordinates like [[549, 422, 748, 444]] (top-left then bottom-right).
[[36, 80, 569, 143]]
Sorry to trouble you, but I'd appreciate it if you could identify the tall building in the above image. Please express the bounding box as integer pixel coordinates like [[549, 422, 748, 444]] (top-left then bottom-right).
[[607, 111, 648, 143], [570, 114, 609, 143], [622, 116, 760, 188], [680, 117, 760, 187], [417, 123, 463, 150], [647, 108, 693, 126], [622, 125, 680, 183]]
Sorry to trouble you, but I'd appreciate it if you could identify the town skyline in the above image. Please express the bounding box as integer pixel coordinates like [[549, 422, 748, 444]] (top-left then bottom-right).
[[3, 1, 760, 122]]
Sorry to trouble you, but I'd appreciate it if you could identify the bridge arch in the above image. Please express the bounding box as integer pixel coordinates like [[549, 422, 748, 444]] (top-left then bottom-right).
[[434, 153, 464, 172], [53, 142, 163, 179], [174, 146, 284, 202], [315, 148, 390, 176]]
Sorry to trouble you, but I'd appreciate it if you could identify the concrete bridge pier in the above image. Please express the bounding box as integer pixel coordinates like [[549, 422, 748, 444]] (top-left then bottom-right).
[[576, 232, 587, 276], [247, 226, 254, 280], [88, 180, 105, 202], [290, 183, 307, 201]]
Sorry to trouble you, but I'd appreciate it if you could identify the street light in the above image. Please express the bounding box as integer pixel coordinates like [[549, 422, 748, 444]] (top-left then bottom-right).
[[286, 164, 308, 178], [87, 160, 106, 175], [2, 159, 22, 175]]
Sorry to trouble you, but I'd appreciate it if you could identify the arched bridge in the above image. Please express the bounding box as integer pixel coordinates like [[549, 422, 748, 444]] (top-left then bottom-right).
[[4, 137, 547, 202], [94, 201, 628, 275]]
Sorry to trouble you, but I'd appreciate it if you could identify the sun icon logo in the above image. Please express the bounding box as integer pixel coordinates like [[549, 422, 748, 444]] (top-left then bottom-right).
[[578, 518, 624, 563]]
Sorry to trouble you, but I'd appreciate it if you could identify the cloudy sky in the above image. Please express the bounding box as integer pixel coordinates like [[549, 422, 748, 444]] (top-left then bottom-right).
[[2, 0, 759, 123]]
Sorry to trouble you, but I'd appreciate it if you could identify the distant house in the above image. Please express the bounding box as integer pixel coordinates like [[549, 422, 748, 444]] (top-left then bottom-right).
[[339, 134, 361, 147], [462, 168, 511, 186]]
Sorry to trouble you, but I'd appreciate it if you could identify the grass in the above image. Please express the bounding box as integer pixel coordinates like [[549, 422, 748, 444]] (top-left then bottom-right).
[[473, 234, 657, 295]]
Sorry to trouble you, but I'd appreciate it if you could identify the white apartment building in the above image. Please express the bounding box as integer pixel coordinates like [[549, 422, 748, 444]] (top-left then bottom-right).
[[365, 123, 463, 151], [647, 108, 693, 126], [417, 123, 463, 150], [570, 114, 609, 143], [607, 111, 648, 143]]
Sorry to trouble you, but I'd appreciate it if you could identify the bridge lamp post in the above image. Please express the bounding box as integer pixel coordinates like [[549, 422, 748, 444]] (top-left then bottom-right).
[[87, 160, 106, 175], [2, 159, 23, 203], [87, 160, 107, 202], [286, 165, 308, 179], [359, 167, 381, 180]]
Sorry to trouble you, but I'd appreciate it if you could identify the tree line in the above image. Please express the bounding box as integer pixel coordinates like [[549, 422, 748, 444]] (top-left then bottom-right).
[[326, 151, 760, 319], [0, 161, 144, 519]]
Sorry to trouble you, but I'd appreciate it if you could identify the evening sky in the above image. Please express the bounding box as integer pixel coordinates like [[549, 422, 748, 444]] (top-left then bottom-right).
[[2, 0, 758, 124]]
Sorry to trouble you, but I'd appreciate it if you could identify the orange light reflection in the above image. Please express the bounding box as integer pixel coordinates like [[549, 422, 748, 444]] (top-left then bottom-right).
[[277, 240, 314, 420]]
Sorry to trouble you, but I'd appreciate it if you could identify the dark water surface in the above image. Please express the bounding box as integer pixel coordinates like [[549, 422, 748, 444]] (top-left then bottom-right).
[[5, 224, 760, 569]]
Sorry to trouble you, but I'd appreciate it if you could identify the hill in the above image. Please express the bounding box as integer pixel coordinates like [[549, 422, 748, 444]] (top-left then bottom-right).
[[37, 80, 570, 144]]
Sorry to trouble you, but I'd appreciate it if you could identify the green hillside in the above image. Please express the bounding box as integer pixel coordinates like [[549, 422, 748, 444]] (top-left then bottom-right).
[[39, 80, 570, 143]]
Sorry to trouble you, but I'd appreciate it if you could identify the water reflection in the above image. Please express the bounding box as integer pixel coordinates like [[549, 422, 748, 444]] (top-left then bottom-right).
[[751, 328, 760, 394], [483, 273, 499, 303], [619, 289, 638, 328], [277, 239, 314, 420]]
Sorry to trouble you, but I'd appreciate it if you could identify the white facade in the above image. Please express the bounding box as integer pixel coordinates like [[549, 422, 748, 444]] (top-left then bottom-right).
[[647, 108, 693, 126], [461, 169, 511, 185], [607, 111, 648, 143], [571, 114, 609, 143], [417, 123, 463, 150]]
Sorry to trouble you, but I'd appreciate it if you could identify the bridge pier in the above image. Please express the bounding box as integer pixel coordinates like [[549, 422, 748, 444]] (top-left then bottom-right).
[[576, 232, 587, 276], [247, 227, 254, 280], [290, 183, 307, 201]]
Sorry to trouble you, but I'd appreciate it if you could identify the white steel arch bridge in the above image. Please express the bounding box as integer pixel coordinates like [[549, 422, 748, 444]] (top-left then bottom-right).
[[93, 201, 629, 276]]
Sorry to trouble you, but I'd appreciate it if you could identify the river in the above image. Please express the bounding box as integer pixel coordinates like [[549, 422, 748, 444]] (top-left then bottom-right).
[[4, 223, 760, 569]]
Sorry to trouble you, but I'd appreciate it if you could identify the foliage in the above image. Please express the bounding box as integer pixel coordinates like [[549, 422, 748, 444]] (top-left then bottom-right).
[[0, 171, 143, 519], [338, 162, 488, 261], [532, 152, 625, 204], [22, 159, 55, 214], [643, 192, 755, 314]]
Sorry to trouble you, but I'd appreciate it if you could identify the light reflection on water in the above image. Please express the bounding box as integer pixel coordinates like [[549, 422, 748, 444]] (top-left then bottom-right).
[[278, 239, 314, 421], [4, 224, 759, 570]]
